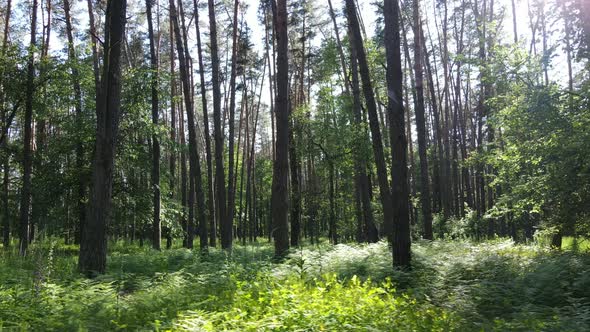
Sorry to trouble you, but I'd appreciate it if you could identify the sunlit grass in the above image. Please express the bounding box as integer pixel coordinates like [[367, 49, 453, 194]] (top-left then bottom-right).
[[0, 238, 589, 330]]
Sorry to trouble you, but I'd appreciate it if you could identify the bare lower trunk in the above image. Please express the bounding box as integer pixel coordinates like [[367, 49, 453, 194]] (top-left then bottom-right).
[[79, 0, 127, 275], [384, 0, 411, 267], [345, 0, 393, 240], [271, 0, 290, 257], [208, 0, 229, 250], [192, 0, 216, 247], [146, 0, 161, 250], [226, 0, 240, 246], [19, 0, 38, 256]]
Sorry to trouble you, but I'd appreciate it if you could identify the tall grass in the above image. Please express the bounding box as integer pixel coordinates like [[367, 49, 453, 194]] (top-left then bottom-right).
[[1, 238, 589, 331]]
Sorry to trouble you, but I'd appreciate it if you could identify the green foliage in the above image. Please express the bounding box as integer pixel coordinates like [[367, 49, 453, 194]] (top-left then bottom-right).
[[490, 80, 590, 237], [2, 239, 590, 331], [175, 274, 454, 331]]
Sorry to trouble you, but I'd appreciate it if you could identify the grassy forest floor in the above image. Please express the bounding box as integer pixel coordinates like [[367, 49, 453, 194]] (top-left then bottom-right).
[[1, 238, 590, 331]]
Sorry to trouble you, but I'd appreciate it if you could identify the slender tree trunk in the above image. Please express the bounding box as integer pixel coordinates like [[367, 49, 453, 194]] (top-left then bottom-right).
[[327, 0, 350, 93], [147, 0, 161, 250], [562, 1, 573, 94], [86, 0, 100, 96], [452, 4, 467, 216], [271, 0, 290, 257], [511, 0, 518, 43], [238, 91, 249, 243], [1, 0, 10, 248], [541, 2, 549, 86], [349, 28, 377, 243], [169, 11, 177, 201], [179, 95, 188, 246], [208, 0, 229, 250], [420, 27, 444, 217], [19, 0, 39, 256], [384, 0, 411, 267], [170, 0, 207, 251], [226, 0, 239, 245], [192, 0, 216, 247], [246, 81, 262, 244], [580, 0, 590, 64], [264, 12, 276, 161], [345, 0, 393, 240], [441, 0, 453, 218], [2, 153, 8, 247], [328, 160, 336, 244], [474, 0, 487, 217], [412, 2, 433, 240], [289, 117, 301, 246], [79, 0, 127, 274], [64, 0, 86, 245]]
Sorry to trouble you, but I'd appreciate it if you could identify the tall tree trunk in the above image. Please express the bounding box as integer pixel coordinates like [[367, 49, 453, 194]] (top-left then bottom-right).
[[328, 160, 336, 244], [176, 0, 194, 249], [474, 0, 487, 218], [208, 0, 229, 250], [179, 95, 188, 246], [170, 0, 207, 251], [169, 10, 177, 202], [452, 3, 467, 217], [64, 0, 86, 245], [2, 152, 7, 247], [238, 87, 249, 243], [271, 0, 290, 257], [412, 1, 433, 240], [384, 0, 411, 267], [327, 0, 350, 93], [226, 0, 239, 246], [511, 0, 518, 43], [345, 0, 393, 240], [192, 0, 216, 247], [1, 0, 12, 248], [421, 26, 444, 217], [289, 117, 301, 246], [147, 0, 161, 250], [264, 8, 276, 161], [441, 0, 453, 218], [78, 0, 127, 274], [562, 1, 573, 94], [541, 2, 549, 86], [247, 80, 262, 244], [19, 0, 39, 256], [86, 0, 100, 96], [349, 27, 377, 243]]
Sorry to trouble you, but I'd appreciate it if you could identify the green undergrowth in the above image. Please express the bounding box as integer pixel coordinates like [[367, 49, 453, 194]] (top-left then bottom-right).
[[0, 238, 589, 331]]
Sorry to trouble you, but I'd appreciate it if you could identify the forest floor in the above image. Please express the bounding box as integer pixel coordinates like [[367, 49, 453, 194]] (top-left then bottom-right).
[[1, 237, 589, 331]]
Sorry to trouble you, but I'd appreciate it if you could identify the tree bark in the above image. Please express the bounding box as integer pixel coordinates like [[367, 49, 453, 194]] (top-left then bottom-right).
[[271, 0, 290, 257], [170, 0, 208, 251], [147, 0, 161, 250], [226, 0, 239, 247], [289, 116, 301, 246], [64, 0, 87, 245], [208, 0, 229, 250], [19, 0, 38, 256], [384, 0, 411, 267], [349, 26, 377, 243], [412, 3, 433, 240], [192, 0, 216, 247], [79, 0, 127, 274], [86, 0, 100, 96], [345, 0, 393, 240], [511, 0, 518, 43], [1, 0, 11, 248]]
